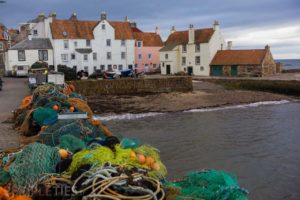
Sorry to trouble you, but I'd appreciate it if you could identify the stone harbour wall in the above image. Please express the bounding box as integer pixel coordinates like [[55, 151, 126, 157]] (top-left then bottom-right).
[[69, 77, 193, 96]]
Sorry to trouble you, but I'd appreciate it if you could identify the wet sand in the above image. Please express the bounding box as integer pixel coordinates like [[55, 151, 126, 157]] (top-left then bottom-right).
[[89, 81, 293, 114]]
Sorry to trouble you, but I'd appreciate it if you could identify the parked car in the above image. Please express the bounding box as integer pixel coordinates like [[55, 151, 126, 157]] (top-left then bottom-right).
[[0, 77, 2, 91]]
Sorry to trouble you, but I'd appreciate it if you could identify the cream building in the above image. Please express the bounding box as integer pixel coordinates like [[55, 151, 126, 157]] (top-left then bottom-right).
[[160, 21, 225, 76]]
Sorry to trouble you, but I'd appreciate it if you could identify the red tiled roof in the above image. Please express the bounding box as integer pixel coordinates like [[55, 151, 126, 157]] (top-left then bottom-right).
[[165, 28, 215, 46], [0, 26, 6, 41], [131, 27, 142, 33], [210, 49, 268, 66], [50, 19, 134, 40], [133, 32, 163, 47]]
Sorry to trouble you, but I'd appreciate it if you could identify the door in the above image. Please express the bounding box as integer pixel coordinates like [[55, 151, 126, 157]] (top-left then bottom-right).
[[187, 67, 193, 75], [211, 66, 223, 76], [166, 65, 171, 74], [231, 65, 238, 77]]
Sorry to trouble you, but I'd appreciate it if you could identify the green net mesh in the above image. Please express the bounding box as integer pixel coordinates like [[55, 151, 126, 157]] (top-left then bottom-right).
[[9, 143, 60, 191], [0, 167, 10, 186], [58, 134, 86, 153], [32, 107, 58, 126], [165, 170, 248, 200], [38, 119, 106, 146]]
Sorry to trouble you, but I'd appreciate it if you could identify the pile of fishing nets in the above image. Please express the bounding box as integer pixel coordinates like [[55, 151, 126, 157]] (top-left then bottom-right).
[[0, 83, 248, 200]]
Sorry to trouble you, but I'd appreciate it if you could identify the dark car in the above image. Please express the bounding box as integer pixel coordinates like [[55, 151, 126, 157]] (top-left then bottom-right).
[[0, 77, 2, 91]]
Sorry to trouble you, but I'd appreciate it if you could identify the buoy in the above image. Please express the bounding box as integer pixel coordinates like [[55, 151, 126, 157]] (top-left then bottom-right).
[[130, 151, 136, 159], [59, 149, 69, 159], [69, 106, 75, 112], [137, 154, 146, 164], [146, 157, 155, 166], [53, 105, 59, 111], [151, 162, 160, 171], [0, 187, 9, 200]]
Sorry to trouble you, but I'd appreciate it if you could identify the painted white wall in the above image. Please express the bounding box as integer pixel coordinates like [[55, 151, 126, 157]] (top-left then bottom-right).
[[6, 49, 53, 71], [160, 47, 180, 75], [31, 21, 46, 38]]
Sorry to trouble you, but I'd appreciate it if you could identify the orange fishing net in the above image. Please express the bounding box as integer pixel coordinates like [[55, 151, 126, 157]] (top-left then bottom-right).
[[66, 98, 93, 118], [18, 96, 32, 110]]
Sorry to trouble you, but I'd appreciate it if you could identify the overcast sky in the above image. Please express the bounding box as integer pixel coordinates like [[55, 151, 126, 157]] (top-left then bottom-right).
[[0, 0, 299, 59]]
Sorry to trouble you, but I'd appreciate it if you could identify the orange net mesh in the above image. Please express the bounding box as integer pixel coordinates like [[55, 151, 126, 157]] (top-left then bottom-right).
[[66, 98, 93, 118], [18, 96, 33, 110]]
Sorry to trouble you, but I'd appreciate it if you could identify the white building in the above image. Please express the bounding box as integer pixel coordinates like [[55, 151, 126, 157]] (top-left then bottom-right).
[[6, 37, 53, 76], [160, 21, 225, 76], [49, 12, 135, 75]]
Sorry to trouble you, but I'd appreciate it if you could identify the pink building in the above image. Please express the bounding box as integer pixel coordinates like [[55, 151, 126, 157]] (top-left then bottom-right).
[[133, 28, 163, 73]]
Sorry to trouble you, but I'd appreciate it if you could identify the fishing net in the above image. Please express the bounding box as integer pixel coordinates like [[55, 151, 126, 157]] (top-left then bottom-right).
[[69, 92, 86, 101], [67, 144, 167, 179], [32, 108, 58, 126], [59, 134, 86, 153], [18, 96, 32, 110], [165, 170, 249, 200], [66, 98, 93, 118], [9, 143, 60, 192], [38, 119, 106, 146], [0, 168, 10, 186]]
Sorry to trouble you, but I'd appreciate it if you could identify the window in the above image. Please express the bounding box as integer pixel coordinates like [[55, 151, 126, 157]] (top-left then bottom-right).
[[74, 41, 78, 47], [108, 64, 112, 70], [106, 39, 111, 46], [33, 30, 38, 36], [18, 50, 25, 61], [121, 52, 126, 59], [138, 54, 142, 60], [84, 66, 88, 72], [118, 65, 123, 71], [182, 44, 187, 52], [153, 64, 157, 68], [107, 52, 111, 60], [148, 54, 152, 59], [182, 57, 186, 65], [94, 66, 97, 72], [0, 42, 3, 50], [195, 56, 201, 65], [121, 40, 126, 46], [113, 65, 117, 69], [84, 54, 88, 61], [200, 66, 204, 71], [135, 64, 138, 68], [102, 24, 106, 30], [137, 41, 143, 48], [93, 52, 97, 60], [73, 66, 77, 71], [100, 65, 105, 70], [38, 50, 48, 61], [63, 40, 69, 49], [195, 44, 200, 52], [165, 54, 168, 60], [61, 54, 68, 62], [71, 53, 76, 60], [86, 40, 91, 47]]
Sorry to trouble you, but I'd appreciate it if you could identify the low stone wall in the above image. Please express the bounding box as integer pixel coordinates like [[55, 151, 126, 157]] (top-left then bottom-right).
[[69, 77, 193, 96]]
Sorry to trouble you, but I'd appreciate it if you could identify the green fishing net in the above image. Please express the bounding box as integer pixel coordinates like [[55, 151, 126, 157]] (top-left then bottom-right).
[[59, 134, 86, 153], [38, 119, 106, 146], [0, 167, 10, 185], [165, 170, 248, 200], [67, 144, 167, 179], [9, 143, 60, 191], [33, 107, 58, 126]]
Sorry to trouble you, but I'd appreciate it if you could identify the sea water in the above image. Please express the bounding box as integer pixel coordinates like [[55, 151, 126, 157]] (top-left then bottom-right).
[[97, 101, 300, 200]]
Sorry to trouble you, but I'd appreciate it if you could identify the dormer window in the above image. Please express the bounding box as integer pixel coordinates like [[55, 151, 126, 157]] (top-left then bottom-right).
[[33, 30, 38, 36], [137, 41, 143, 48], [182, 44, 187, 53], [86, 40, 91, 47], [63, 31, 68, 37]]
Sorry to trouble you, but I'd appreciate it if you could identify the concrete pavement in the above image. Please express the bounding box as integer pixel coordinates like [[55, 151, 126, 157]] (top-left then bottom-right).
[[0, 78, 29, 150]]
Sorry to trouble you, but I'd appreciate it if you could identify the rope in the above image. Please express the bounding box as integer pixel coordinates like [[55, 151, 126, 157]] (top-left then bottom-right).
[[72, 165, 165, 200]]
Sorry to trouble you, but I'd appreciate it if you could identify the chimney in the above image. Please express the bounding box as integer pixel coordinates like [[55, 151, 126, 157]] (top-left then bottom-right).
[[124, 16, 129, 22], [213, 20, 219, 31], [70, 12, 77, 20], [265, 45, 270, 51], [130, 22, 137, 28], [188, 24, 195, 44], [101, 11, 107, 21], [155, 26, 160, 35], [38, 13, 46, 22], [28, 33, 32, 41], [227, 41, 232, 50], [48, 12, 57, 20], [170, 26, 176, 34]]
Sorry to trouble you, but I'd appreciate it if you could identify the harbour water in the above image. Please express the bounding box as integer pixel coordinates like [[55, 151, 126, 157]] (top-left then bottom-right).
[[99, 101, 300, 200]]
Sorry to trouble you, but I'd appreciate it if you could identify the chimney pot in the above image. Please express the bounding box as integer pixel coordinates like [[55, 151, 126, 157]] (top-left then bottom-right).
[[101, 11, 107, 21], [38, 13, 46, 22], [265, 45, 270, 50], [189, 24, 194, 29], [171, 26, 176, 34], [155, 26, 160, 35], [130, 22, 137, 28], [227, 41, 232, 50], [124, 16, 129, 22], [213, 20, 219, 30], [70, 12, 77, 20]]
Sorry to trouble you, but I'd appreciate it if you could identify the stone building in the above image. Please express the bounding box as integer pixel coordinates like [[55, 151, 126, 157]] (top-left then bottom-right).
[[210, 45, 277, 77]]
